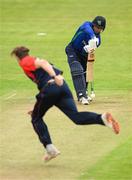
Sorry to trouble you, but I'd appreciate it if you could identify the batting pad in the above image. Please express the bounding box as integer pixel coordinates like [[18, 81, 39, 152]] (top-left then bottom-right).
[[70, 61, 87, 99]]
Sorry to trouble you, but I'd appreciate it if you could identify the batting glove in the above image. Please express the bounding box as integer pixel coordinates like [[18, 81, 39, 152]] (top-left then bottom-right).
[[84, 45, 91, 53], [88, 37, 98, 49], [84, 37, 98, 53]]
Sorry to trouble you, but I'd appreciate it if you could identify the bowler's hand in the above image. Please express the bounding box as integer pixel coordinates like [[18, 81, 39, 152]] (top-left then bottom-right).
[[54, 75, 64, 86]]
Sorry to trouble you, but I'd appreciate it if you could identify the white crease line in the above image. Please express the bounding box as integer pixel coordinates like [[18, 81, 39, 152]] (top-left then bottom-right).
[[4, 93, 17, 100], [0, 90, 17, 99]]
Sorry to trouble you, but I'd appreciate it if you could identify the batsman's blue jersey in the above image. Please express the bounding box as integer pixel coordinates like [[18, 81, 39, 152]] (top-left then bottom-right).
[[71, 21, 101, 56]]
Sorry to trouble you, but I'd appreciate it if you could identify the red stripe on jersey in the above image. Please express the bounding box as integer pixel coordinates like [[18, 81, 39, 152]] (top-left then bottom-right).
[[19, 56, 37, 82]]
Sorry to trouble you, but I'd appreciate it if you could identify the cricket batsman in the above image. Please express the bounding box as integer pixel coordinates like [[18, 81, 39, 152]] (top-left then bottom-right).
[[65, 16, 106, 105]]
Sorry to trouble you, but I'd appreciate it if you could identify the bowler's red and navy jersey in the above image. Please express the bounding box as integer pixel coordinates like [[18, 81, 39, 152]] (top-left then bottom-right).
[[19, 56, 62, 90]]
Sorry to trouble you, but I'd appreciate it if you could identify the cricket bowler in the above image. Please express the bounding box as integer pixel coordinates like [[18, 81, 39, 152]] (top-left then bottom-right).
[[11, 46, 119, 162]]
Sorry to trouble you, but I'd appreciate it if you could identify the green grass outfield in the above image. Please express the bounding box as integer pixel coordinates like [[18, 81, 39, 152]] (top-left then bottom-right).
[[0, 0, 132, 179], [80, 137, 132, 180]]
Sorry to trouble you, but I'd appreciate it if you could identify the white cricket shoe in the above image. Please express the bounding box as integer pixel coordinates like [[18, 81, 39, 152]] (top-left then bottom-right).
[[101, 112, 120, 134], [44, 144, 60, 162], [79, 97, 89, 105]]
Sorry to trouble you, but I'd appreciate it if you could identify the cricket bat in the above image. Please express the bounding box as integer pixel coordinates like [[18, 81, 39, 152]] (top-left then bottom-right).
[[86, 51, 95, 98]]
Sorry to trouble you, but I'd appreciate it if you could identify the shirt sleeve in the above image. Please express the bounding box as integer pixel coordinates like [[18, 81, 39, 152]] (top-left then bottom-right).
[[80, 21, 96, 39], [21, 56, 37, 71]]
